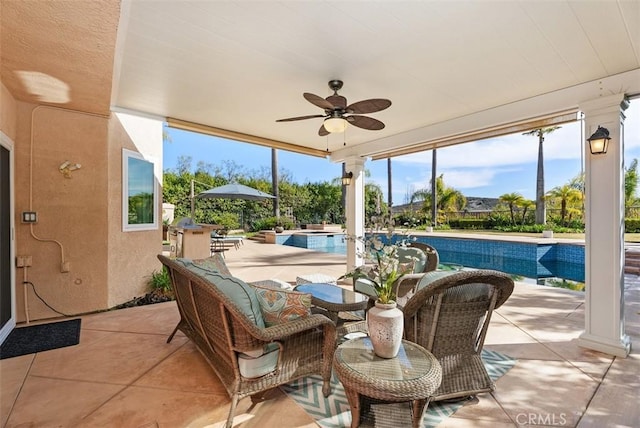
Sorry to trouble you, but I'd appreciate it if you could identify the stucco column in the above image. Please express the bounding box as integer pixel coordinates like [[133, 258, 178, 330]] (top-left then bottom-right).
[[577, 93, 630, 357], [344, 156, 366, 272]]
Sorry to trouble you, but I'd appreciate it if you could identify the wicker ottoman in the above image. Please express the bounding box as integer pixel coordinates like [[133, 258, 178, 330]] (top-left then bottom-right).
[[333, 336, 442, 428]]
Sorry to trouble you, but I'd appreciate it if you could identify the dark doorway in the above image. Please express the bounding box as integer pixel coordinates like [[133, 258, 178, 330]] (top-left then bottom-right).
[[0, 144, 12, 334]]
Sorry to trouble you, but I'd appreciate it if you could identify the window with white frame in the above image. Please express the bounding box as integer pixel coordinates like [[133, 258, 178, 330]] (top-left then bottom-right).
[[122, 149, 157, 231]]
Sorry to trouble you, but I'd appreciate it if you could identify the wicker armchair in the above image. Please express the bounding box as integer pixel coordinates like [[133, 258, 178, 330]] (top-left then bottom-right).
[[407, 241, 439, 272], [400, 269, 514, 401], [353, 245, 435, 300], [158, 255, 336, 428]]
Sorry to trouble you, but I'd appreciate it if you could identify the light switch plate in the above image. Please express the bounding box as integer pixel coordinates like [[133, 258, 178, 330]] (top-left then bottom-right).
[[22, 212, 37, 223]]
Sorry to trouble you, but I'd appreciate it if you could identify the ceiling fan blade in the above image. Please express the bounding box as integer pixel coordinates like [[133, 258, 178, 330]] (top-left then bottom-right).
[[347, 115, 385, 130], [326, 94, 347, 109], [304, 93, 335, 110], [346, 99, 392, 114], [319, 124, 330, 136], [276, 114, 325, 122]]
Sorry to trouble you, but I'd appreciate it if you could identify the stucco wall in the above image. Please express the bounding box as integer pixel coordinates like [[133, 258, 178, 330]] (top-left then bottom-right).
[[9, 104, 163, 321], [107, 113, 163, 307], [13, 104, 110, 321], [0, 82, 17, 140]]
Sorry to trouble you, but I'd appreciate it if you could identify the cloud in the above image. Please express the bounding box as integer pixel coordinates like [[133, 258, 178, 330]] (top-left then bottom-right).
[[624, 100, 640, 148], [404, 166, 521, 191], [395, 124, 582, 169], [441, 168, 515, 190], [392, 100, 640, 169], [372, 100, 640, 202]]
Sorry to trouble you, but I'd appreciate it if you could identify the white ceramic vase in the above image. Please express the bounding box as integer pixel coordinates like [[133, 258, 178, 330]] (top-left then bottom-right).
[[367, 300, 404, 358]]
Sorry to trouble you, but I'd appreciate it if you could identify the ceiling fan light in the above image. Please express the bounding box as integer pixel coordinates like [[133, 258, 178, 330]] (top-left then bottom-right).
[[324, 117, 348, 133]]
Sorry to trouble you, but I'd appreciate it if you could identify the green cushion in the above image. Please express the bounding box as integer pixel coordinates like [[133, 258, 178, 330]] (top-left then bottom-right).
[[238, 343, 280, 378], [397, 247, 427, 273], [175, 255, 231, 276], [354, 277, 377, 299], [415, 270, 459, 291], [198, 270, 265, 328]]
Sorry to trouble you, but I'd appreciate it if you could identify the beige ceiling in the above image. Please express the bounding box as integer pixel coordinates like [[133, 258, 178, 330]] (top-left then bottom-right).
[[2, 1, 639, 161]]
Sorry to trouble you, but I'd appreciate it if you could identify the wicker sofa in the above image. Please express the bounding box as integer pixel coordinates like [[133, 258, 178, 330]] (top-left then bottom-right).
[[400, 269, 514, 401], [158, 254, 336, 428]]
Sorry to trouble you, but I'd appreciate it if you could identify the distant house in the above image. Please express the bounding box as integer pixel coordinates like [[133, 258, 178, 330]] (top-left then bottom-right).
[[391, 196, 500, 216]]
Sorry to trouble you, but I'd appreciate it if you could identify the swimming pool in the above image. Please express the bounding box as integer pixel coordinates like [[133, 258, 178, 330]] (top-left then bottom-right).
[[274, 231, 585, 284]]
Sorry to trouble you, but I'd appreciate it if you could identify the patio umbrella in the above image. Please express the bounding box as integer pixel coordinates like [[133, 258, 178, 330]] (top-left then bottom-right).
[[196, 183, 276, 201], [195, 183, 275, 228]]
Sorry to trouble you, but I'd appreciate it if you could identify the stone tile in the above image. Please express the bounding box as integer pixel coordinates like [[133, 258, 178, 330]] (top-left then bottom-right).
[[4, 239, 640, 427], [498, 310, 585, 344], [578, 352, 640, 427], [445, 393, 513, 425], [29, 329, 188, 385], [439, 417, 516, 427], [624, 290, 640, 333], [78, 384, 316, 428], [239, 387, 317, 428], [77, 384, 228, 428], [491, 359, 598, 427], [134, 341, 227, 395], [485, 316, 563, 361], [4, 376, 123, 427], [0, 354, 34, 427], [82, 301, 180, 336], [224, 244, 347, 285], [485, 342, 561, 362]]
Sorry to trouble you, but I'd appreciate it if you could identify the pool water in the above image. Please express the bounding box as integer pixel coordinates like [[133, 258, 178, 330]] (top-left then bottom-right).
[[275, 232, 585, 288]]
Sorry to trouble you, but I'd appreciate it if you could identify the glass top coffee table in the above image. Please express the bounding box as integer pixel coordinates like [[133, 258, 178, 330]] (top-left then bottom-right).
[[294, 283, 369, 325], [333, 336, 442, 428]]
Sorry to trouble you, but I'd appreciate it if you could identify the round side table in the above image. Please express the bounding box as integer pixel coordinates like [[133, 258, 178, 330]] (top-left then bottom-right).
[[333, 336, 442, 428]]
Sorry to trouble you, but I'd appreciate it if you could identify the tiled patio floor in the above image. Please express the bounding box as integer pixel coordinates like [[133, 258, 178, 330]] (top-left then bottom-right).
[[2, 238, 639, 427]]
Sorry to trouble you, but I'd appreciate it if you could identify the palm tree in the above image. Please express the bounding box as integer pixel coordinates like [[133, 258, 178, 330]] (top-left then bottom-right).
[[546, 185, 583, 226], [567, 172, 585, 218], [519, 199, 535, 225], [499, 192, 525, 225], [410, 174, 466, 223], [625, 159, 639, 216], [523, 126, 560, 225], [271, 148, 279, 218]]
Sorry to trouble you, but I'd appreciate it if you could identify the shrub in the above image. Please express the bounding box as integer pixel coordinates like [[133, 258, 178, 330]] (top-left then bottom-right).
[[251, 217, 277, 231], [449, 218, 488, 229], [394, 213, 426, 227], [148, 267, 172, 296], [625, 218, 640, 232], [485, 212, 511, 228], [212, 212, 240, 230], [250, 216, 295, 232]]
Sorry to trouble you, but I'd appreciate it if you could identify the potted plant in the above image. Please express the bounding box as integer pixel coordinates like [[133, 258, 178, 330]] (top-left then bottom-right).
[[341, 217, 413, 358]]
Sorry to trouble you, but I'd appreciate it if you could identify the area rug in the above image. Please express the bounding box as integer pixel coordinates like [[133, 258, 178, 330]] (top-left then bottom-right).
[[0, 318, 81, 359], [281, 349, 515, 428]]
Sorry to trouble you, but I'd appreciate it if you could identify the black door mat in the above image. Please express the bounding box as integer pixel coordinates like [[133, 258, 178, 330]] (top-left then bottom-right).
[[0, 318, 81, 359]]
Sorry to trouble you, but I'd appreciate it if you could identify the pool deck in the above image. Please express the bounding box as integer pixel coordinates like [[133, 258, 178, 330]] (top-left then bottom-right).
[[1, 234, 639, 427]]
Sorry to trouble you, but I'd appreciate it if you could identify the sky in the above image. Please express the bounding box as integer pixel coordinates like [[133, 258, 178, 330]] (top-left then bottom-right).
[[163, 100, 640, 204]]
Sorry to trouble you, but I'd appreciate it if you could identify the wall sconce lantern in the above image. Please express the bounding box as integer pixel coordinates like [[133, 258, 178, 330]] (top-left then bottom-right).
[[341, 171, 353, 186], [587, 126, 611, 155]]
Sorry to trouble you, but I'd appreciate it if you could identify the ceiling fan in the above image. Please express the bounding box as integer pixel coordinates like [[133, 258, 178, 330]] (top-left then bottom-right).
[[276, 80, 391, 136]]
